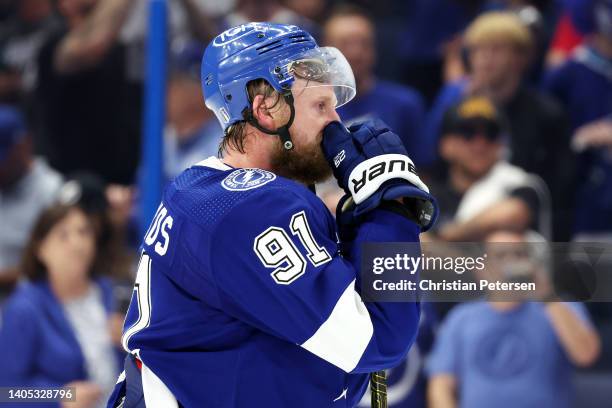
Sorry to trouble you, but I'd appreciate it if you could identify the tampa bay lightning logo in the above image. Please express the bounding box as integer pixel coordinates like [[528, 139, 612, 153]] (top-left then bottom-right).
[[222, 168, 276, 191]]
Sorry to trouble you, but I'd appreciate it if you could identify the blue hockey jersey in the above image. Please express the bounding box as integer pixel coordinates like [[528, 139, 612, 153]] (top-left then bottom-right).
[[110, 157, 422, 408]]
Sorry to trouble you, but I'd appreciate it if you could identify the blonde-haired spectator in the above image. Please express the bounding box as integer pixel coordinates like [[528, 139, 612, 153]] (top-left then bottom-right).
[[464, 11, 533, 51], [423, 10, 575, 241]]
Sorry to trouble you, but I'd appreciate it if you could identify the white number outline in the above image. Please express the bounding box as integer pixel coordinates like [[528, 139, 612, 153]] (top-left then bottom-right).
[[253, 211, 332, 285], [290, 210, 332, 266], [254, 227, 307, 285]]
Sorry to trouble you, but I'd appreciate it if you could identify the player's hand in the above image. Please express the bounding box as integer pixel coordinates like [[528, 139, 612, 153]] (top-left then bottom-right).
[[321, 119, 437, 230], [322, 119, 408, 193], [61, 381, 102, 408]]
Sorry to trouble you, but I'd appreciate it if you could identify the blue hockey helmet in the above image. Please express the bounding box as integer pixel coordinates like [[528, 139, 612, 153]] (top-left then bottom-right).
[[201, 22, 356, 149]]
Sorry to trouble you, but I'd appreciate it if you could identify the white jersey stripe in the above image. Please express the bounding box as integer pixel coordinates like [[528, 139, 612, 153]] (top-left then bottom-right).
[[141, 361, 179, 408], [301, 279, 373, 372]]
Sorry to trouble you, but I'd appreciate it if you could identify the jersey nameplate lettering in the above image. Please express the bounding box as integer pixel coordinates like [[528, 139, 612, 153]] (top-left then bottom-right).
[[144, 203, 174, 256]]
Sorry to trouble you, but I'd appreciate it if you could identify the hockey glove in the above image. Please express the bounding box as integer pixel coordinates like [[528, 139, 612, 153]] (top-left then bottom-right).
[[321, 119, 438, 231]]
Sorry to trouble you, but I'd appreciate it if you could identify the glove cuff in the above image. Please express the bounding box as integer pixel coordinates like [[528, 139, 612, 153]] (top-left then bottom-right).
[[354, 181, 439, 231]]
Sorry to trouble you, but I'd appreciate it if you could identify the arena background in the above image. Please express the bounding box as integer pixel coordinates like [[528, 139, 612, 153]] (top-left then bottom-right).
[[0, 0, 611, 407]]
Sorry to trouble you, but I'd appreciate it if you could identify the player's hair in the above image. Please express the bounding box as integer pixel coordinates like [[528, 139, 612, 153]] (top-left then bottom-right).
[[21, 203, 100, 281], [219, 79, 284, 155], [464, 11, 533, 52]]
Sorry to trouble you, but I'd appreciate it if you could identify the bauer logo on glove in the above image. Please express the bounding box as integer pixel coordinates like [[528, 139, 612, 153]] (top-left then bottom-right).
[[349, 154, 429, 203]]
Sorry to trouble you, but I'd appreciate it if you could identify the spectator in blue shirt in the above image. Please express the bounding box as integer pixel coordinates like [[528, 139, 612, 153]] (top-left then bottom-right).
[[322, 5, 428, 166], [0, 202, 123, 408], [0, 105, 63, 301], [426, 230, 601, 408], [164, 41, 223, 183], [395, 0, 478, 105]]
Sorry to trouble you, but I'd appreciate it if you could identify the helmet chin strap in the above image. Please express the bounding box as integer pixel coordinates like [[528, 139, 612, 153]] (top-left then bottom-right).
[[243, 92, 296, 150]]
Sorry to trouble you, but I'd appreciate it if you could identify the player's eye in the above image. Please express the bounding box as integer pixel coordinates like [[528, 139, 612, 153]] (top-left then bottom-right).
[[317, 101, 327, 112]]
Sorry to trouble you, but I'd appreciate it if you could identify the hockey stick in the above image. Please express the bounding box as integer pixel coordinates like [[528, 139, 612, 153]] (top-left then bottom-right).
[[370, 370, 387, 408]]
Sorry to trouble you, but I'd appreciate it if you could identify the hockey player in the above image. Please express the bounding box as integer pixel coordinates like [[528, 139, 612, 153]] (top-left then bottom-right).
[[107, 22, 437, 408]]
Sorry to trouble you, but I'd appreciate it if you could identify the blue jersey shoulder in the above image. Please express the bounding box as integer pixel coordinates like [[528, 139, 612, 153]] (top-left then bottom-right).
[[162, 158, 330, 232], [139, 157, 335, 283]]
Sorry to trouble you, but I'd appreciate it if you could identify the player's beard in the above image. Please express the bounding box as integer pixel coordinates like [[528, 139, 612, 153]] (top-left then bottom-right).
[[270, 133, 332, 185]]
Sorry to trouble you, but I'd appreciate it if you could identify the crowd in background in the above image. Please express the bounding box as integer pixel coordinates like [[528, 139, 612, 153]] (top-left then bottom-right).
[[0, 0, 611, 407]]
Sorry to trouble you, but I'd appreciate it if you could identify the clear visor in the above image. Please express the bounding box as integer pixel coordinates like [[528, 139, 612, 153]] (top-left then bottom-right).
[[283, 47, 356, 108]]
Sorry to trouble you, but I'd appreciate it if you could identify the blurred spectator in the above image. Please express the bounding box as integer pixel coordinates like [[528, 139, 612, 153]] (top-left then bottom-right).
[[543, 0, 612, 237], [120, 0, 219, 57], [57, 172, 135, 282], [547, 11, 584, 67], [0, 105, 62, 300], [428, 96, 551, 241], [284, 0, 330, 23], [222, 0, 319, 38], [0, 202, 123, 408], [121, 0, 218, 44], [164, 42, 222, 182], [427, 230, 600, 408], [449, 3, 553, 85], [35, 0, 142, 185], [0, 0, 60, 103], [193, 0, 237, 17], [424, 11, 574, 240], [395, 0, 481, 105], [323, 5, 427, 165]]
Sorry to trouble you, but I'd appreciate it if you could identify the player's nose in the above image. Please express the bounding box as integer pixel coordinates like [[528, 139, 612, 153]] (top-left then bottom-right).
[[326, 109, 341, 125]]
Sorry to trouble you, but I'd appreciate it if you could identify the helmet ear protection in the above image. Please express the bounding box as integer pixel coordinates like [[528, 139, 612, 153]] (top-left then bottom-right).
[[201, 23, 356, 150]]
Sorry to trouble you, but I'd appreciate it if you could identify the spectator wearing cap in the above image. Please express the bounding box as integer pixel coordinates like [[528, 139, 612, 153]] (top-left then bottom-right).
[[427, 96, 551, 242], [35, 0, 141, 185], [424, 11, 575, 240], [543, 0, 612, 238], [427, 230, 600, 408], [0, 105, 62, 300]]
